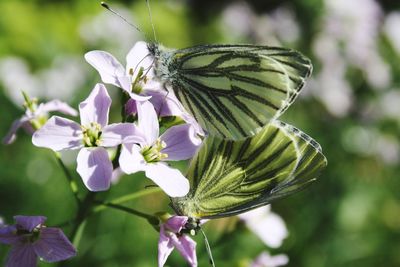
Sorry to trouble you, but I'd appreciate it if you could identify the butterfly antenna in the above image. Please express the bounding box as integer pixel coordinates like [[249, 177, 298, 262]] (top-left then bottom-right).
[[145, 0, 157, 42], [101, 2, 143, 35], [200, 228, 216, 267], [132, 53, 152, 78]]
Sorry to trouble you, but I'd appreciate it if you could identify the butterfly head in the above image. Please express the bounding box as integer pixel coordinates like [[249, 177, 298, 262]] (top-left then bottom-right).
[[147, 42, 159, 57], [147, 42, 177, 82], [180, 217, 201, 236]]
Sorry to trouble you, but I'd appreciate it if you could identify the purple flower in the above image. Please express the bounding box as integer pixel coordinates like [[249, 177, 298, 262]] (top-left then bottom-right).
[[0, 216, 76, 267], [3, 97, 77, 145], [158, 216, 197, 267], [85, 41, 204, 136], [250, 252, 289, 267], [32, 83, 141, 191], [119, 101, 201, 197], [239, 205, 288, 248]]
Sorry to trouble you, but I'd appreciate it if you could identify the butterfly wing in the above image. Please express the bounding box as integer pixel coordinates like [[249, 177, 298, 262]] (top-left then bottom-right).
[[170, 120, 327, 219], [158, 44, 312, 140]]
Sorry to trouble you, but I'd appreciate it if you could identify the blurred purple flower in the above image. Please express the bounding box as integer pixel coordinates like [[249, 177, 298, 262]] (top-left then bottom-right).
[[239, 205, 288, 248], [250, 252, 289, 267], [3, 98, 77, 145], [119, 101, 201, 197], [0, 216, 76, 267], [32, 83, 141, 191], [85, 41, 205, 136], [158, 216, 197, 267], [309, 0, 390, 117]]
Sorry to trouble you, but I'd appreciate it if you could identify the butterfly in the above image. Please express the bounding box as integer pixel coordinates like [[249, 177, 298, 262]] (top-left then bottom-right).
[[170, 120, 327, 220], [148, 43, 312, 140]]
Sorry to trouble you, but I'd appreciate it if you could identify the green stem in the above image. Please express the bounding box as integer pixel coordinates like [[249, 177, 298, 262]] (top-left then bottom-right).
[[104, 187, 162, 206], [69, 192, 96, 243], [58, 193, 96, 267], [93, 201, 158, 225], [54, 152, 80, 205]]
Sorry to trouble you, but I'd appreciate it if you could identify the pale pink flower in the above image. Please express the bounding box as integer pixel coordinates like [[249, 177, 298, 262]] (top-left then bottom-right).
[[119, 101, 201, 197], [32, 84, 141, 191], [158, 216, 197, 267], [3, 98, 77, 145]]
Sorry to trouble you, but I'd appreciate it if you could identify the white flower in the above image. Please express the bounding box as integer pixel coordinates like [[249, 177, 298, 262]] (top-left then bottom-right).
[[250, 251, 289, 267], [239, 205, 288, 248]]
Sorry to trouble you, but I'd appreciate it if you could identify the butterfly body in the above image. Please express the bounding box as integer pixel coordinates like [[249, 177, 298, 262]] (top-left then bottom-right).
[[148, 43, 313, 140]]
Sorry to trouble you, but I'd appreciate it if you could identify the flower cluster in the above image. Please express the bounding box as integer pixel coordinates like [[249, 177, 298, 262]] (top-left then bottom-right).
[[28, 42, 202, 197]]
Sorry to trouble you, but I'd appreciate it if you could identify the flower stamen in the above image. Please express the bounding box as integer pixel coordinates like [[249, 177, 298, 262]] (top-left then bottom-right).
[[141, 139, 168, 163], [82, 122, 102, 147], [130, 67, 145, 94]]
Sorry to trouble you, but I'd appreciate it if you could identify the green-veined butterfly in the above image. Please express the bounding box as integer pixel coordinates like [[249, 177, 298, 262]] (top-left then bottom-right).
[[148, 43, 312, 140], [170, 120, 327, 220]]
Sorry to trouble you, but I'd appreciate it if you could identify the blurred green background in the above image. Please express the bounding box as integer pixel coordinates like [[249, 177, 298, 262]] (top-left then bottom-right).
[[1, 0, 400, 266]]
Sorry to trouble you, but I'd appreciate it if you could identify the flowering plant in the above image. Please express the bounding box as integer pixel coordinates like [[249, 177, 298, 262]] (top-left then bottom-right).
[[2, 40, 326, 267]]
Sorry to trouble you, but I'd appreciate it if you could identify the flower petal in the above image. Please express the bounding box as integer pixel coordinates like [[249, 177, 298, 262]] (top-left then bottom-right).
[[165, 216, 188, 233], [33, 227, 76, 262], [0, 225, 19, 245], [101, 123, 140, 147], [6, 242, 37, 267], [144, 163, 189, 197], [111, 167, 124, 184], [127, 91, 152, 101], [126, 41, 155, 79], [146, 90, 185, 117], [14, 216, 46, 232], [39, 100, 78, 116], [79, 84, 111, 127], [251, 252, 289, 267], [119, 144, 146, 174], [2, 117, 29, 145], [158, 226, 174, 267], [84, 51, 126, 88], [76, 147, 113, 191], [181, 112, 205, 137], [125, 99, 137, 116], [172, 235, 198, 267], [137, 100, 159, 145], [255, 212, 288, 248], [239, 206, 288, 248], [144, 89, 205, 137], [160, 124, 202, 161], [32, 116, 82, 151]]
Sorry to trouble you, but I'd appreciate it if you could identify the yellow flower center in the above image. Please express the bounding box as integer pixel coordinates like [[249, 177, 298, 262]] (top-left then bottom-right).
[[141, 139, 168, 163], [82, 122, 102, 147]]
